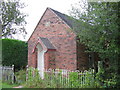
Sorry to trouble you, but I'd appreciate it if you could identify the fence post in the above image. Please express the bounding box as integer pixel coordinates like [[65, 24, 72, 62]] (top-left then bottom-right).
[[12, 65, 14, 84], [0, 65, 2, 82]]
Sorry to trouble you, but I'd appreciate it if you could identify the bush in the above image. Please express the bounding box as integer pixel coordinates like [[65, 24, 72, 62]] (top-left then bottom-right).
[[95, 69, 118, 88], [24, 68, 64, 88], [24, 67, 43, 88], [2, 39, 28, 71], [69, 71, 79, 88], [24, 68, 97, 88], [15, 69, 26, 85]]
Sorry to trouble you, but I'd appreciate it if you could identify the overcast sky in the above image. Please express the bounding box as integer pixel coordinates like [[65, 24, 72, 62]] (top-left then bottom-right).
[[16, 0, 80, 41]]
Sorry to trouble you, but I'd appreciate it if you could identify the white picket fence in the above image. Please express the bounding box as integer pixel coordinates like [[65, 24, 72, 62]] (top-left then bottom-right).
[[26, 67, 95, 88], [0, 65, 14, 83]]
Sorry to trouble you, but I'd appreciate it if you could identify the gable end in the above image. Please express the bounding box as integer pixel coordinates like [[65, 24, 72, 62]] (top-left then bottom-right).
[[28, 7, 74, 42]]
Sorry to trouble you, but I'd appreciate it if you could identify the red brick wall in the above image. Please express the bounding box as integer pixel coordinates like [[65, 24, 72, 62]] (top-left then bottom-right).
[[76, 42, 89, 71], [28, 8, 77, 70], [44, 52, 49, 69], [32, 49, 37, 68], [47, 50, 56, 69]]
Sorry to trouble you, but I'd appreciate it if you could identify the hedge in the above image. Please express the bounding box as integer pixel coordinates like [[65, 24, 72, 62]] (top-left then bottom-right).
[[2, 39, 28, 71]]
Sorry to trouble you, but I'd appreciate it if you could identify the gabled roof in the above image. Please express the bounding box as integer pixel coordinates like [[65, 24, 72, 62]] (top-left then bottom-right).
[[39, 37, 56, 50], [50, 8, 75, 28], [28, 7, 76, 42], [32, 37, 56, 53]]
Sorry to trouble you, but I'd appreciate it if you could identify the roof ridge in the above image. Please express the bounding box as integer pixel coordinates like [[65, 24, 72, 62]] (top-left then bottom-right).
[[49, 8, 67, 16], [49, 8, 74, 28]]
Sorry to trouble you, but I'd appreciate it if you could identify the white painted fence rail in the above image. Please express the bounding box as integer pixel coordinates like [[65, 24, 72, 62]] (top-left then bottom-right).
[[26, 67, 95, 88], [0, 65, 14, 83]]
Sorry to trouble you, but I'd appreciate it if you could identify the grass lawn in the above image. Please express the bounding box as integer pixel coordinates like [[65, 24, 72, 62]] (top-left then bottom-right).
[[2, 83, 18, 88]]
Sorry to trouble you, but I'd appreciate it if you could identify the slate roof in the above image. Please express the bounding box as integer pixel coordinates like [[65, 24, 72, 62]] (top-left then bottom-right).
[[39, 37, 56, 50], [50, 8, 75, 29]]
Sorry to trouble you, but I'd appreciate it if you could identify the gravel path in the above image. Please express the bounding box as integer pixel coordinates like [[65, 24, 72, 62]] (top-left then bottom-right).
[[13, 86, 23, 88]]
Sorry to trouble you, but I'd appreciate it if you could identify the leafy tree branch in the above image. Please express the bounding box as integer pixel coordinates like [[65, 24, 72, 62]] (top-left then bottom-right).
[[1, 0, 27, 38]]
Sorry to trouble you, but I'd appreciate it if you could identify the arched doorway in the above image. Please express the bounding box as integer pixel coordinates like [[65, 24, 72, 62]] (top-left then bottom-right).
[[36, 43, 45, 79], [33, 37, 56, 79]]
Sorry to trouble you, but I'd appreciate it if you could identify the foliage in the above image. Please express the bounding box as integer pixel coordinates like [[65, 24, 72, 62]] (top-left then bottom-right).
[[70, 1, 119, 88], [25, 68, 97, 88], [43, 71, 63, 88], [24, 67, 44, 88], [95, 61, 117, 88], [83, 70, 95, 88], [95, 68, 117, 88], [68, 69, 96, 88], [1, 0, 27, 38], [70, 1, 119, 62], [2, 39, 28, 71], [15, 67, 118, 88], [69, 71, 79, 88], [15, 69, 26, 85], [25, 68, 63, 88]]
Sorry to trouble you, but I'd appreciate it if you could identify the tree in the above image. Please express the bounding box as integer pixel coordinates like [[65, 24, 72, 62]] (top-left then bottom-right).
[[2, 38, 28, 71], [1, 0, 27, 38], [70, 0, 119, 68], [70, 0, 120, 88]]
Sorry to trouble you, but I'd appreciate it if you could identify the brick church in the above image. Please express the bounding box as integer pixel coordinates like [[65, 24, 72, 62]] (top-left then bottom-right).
[[27, 8, 98, 74]]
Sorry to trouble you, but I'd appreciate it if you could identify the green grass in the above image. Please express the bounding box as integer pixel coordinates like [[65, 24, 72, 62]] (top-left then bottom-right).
[[2, 83, 18, 88]]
